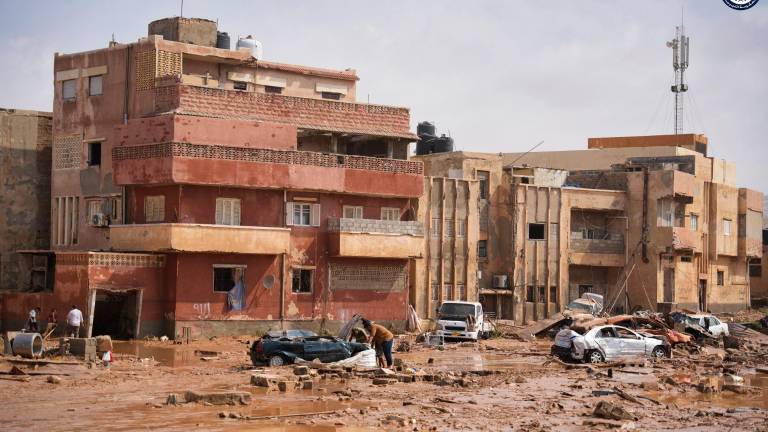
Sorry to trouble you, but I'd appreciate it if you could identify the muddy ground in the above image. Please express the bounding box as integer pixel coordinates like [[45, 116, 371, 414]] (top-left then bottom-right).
[[1, 335, 767, 431]]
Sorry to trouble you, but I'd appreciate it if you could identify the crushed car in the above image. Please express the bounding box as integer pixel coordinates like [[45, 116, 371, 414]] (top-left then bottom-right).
[[564, 293, 604, 316], [576, 314, 692, 345], [250, 330, 370, 367], [669, 312, 730, 339], [554, 324, 670, 363]]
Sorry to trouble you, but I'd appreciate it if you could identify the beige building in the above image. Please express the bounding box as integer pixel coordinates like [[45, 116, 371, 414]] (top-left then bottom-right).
[[415, 134, 763, 322]]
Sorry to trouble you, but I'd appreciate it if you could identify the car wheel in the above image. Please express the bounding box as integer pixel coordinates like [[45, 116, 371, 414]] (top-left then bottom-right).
[[651, 346, 666, 359], [587, 350, 604, 364], [268, 355, 286, 367]]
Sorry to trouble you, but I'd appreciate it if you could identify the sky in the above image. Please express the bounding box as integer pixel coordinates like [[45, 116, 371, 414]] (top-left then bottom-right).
[[1, 0, 766, 191]]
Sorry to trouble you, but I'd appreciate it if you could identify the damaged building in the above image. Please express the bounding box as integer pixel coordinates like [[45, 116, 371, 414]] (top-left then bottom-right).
[[415, 133, 763, 322], [0, 17, 424, 338]]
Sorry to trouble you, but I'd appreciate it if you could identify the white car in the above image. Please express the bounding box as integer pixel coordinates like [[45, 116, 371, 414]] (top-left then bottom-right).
[[686, 314, 729, 337], [435, 301, 493, 341], [570, 325, 669, 363]]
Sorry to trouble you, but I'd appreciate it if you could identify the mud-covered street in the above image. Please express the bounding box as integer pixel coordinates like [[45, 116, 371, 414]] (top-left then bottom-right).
[[2, 332, 767, 432]]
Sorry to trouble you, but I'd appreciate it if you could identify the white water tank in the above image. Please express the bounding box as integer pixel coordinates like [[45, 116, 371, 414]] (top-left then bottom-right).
[[236, 35, 263, 60]]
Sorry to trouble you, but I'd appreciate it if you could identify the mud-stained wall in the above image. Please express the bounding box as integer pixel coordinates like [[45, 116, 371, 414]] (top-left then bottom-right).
[[0, 109, 52, 290]]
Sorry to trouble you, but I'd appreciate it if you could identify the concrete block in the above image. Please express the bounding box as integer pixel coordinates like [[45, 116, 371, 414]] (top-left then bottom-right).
[[185, 390, 251, 405]]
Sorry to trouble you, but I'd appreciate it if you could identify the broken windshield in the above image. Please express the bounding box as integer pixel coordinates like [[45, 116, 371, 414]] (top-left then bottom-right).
[[439, 303, 476, 319]]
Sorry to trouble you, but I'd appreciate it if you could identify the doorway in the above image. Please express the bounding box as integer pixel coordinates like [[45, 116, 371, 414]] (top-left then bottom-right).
[[698, 279, 707, 312], [90, 290, 141, 339]]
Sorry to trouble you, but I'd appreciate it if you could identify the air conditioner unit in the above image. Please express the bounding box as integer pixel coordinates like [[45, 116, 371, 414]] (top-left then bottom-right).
[[91, 213, 110, 227], [492, 274, 509, 289]]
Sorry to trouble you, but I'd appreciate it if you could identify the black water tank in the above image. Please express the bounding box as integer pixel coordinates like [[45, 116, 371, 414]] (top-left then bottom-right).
[[216, 31, 231, 50], [432, 135, 454, 153], [417, 121, 436, 137], [415, 138, 435, 155]]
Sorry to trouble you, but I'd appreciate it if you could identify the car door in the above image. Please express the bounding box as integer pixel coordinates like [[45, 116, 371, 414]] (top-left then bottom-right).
[[593, 327, 621, 361], [614, 326, 645, 356]]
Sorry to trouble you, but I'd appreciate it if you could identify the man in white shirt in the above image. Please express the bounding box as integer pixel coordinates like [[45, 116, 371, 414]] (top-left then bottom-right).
[[66, 305, 84, 338], [27, 307, 41, 332], [551, 323, 580, 361]]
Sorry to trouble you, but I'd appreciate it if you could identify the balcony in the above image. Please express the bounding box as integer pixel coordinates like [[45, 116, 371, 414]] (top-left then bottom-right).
[[657, 226, 700, 252], [112, 142, 424, 198], [656, 170, 694, 203], [155, 83, 417, 140], [564, 188, 626, 212], [109, 223, 290, 254], [327, 218, 424, 259], [568, 234, 625, 267]]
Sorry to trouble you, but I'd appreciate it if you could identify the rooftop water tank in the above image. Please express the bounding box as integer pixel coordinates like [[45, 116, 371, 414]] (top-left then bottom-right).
[[236, 35, 263, 60], [216, 31, 231, 50], [417, 121, 436, 138]]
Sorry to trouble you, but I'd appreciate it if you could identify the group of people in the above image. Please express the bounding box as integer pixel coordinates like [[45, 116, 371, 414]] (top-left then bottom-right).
[[26, 305, 84, 337]]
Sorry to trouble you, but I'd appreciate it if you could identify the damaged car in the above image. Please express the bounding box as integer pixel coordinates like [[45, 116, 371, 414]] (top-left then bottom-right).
[[568, 325, 670, 363], [577, 314, 692, 345], [250, 330, 370, 367]]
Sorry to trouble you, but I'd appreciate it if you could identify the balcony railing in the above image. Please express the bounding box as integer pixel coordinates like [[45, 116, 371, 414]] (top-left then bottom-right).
[[570, 235, 625, 255], [327, 218, 424, 236]]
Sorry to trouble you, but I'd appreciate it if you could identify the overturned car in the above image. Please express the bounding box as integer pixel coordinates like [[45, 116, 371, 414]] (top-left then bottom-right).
[[553, 325, 670, 363], [250, 330, 370, 367]]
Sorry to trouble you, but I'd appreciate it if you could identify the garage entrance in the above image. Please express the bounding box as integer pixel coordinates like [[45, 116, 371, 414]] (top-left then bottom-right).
[[89, 289, 141, 339]]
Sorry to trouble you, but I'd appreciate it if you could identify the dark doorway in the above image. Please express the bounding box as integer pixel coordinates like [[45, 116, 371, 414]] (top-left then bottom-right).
[[698, 279, 707, 312], [92, 290, 139, 339]]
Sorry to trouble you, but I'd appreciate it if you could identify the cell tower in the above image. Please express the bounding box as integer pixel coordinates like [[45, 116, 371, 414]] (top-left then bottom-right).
[[666, 22, 690, 135]]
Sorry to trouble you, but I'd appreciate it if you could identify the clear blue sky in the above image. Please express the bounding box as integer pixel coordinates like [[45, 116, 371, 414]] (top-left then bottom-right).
[[1, 0, 766, 192]]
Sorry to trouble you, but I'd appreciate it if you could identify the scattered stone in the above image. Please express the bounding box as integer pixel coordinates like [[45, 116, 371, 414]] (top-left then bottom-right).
[[372, 378, 396, 386], [293, 365, 310, 375], [250, 374, 280, 388], [278, 381, 294, 392], [46, 375, 61, 384], [184, 390, 251, 405], [514, 375, 527, 384], [218, 411, 228, 418], [593, 401, 637, 421], [302, 380, 314, 390]]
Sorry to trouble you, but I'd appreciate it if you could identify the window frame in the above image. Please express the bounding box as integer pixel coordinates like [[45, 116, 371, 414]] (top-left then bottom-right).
[[723, 218, 732, 236], [144, 195, 165, 223], [749, 258, 762, 278], [87, 141, 102, 166], [380, 207, 400, 221], [321, 91, 342, 100], [343, 205, 363, 219], [212, 264, 246, 293], [215, 197, 242, 226], [88, 75, 103, 96], [264, 85, 282, 94], [62, 79, 76, 101], [86, 199, 102, 225], [528, 223, 546, 240], [478, 240, 488, 258], [690, 214, 698, 231], [716, 270, 725, 286], [291, 268, 313, 294]]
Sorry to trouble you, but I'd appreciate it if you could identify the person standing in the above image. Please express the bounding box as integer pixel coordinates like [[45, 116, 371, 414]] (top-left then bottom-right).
[[66, 305, 84, 338], [27, 307, 41, 332], [45, 308, 58, 335], [362, 318, 395, 368]]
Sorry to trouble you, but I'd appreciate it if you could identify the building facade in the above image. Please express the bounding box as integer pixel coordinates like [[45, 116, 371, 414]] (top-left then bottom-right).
[[1, 17, 423, 338]]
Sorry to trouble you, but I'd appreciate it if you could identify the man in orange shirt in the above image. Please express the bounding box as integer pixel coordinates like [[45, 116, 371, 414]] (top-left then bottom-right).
[[362, 318, 394, 367]]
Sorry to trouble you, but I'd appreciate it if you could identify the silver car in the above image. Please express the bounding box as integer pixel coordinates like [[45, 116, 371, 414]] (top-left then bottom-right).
[[571, 325, 669, 363]]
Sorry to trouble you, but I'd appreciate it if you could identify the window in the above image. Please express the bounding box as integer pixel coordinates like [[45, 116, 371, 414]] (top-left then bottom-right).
[[264, 85, 282, 94], [477, 171, 489, 200], [528, 223, 545, 240], [292, 268, 313, 293], [526, 286, 534, 302], [88, 142, 101, 166], [458, 283, 466, 301], [144, 196, 165, 223], [443, 284, 452, 301], [723, 219, 732, 236], [52, 196, 79, 246], [549, 286, 557, 302], [749, 258, 762, 277], [430, 218, 441, 237], [680, 255, 692, 263], [717, 270, 724, 286], [89, 75, 103, 96], [444, 218, 454, 236], [457, 219, 466, 237], [690, 214, 698, 231], [343, 205, 363, 219], [615, 327, 638, 340], [478, 240, 487, 258], [321, 92, 341, 100], [431, 281, 439, 301], [216, 198, 241, 226], [213, 266, 244, 293], [62, 79, 76, 101], [109, 196, 122, 223], [233, 81, 248, 91], [538, 286, 546, 301], [658, 199, 673, 227], [381, 207, 400, 221], [288, 202, 320, 227], [87, 199, 102, 225]]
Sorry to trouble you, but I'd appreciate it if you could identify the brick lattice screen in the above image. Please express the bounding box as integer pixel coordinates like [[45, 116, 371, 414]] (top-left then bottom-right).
[[329, 262, 406, 291], [53, 134, 82, 170]]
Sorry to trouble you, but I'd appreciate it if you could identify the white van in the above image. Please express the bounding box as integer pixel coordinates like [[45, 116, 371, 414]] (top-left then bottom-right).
[[435, 301, 493, 341]]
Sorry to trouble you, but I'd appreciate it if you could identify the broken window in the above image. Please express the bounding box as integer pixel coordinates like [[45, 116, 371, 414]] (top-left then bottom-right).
[[343, 205, 363, 219], [321, 92, 342, 100], [717, 270, 724, 286], [89, 75, 103, 96], [380, 207, 400, 221], [722, 219, 732, 236], [528, 223, 545, 240], [749, 258, 762, 277], [62, 79, 76, 101], [88, 141, 101, 166], [526, 286, 534, 302], [213, 265, 244, 293], [144, 195, 165, 223], [264, 85, 282, 94], [292, 269, 312, 293], [215, 198, 241, 226], [478, 240, 487, 258]]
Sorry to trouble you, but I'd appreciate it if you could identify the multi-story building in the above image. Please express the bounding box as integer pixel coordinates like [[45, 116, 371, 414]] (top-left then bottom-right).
[[416, 133, 763, 322], [1, 17, 424, 338]]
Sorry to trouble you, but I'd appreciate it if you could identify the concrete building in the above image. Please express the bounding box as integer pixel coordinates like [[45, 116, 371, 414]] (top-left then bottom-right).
[[0, 108, 53, 294], [1, 18, 423, 338], [417, 133, 763, 322]]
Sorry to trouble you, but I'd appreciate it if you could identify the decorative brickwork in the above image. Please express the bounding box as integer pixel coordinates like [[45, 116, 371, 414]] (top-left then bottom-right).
[[161, 85, 416, 139], [53, 134, 81, 169], [56, 252, 165, 267], [329, 263, 406, 292], [135, 49, 157, 91], [113, 142, 423, 175], [327, 218, 424, 236], [156, 50, 182, 78]]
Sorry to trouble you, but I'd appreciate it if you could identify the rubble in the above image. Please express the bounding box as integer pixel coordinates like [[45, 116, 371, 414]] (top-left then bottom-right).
[[184, 390, 251, 405]]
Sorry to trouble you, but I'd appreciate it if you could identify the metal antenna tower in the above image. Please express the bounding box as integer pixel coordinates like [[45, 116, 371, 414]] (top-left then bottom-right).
[[666, 15, 690, 134]]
